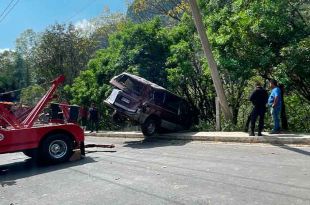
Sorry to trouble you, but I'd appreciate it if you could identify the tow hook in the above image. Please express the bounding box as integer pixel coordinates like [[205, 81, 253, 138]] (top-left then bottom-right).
[[80, 142, 115, 156]]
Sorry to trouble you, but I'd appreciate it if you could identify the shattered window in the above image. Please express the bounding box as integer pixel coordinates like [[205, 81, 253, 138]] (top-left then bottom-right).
[[117, 75, 143, 96]]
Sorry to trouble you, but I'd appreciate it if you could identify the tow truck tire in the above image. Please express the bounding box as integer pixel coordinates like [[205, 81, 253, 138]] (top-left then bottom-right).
[[141, 118, 158, 136], [40, 133, 73, 163]]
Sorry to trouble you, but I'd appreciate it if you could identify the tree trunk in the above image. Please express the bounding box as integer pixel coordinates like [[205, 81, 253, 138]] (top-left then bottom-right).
[[188, 0, 233, 121], [279, 84, 288, 130]]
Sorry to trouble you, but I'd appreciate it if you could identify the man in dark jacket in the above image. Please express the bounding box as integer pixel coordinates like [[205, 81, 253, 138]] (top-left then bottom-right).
[[89, 103, 99, 133], [249, 82, 269, 136]]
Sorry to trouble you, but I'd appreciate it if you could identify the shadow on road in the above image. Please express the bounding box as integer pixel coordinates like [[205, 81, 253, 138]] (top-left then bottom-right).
[[123, 137, 190, 149], [0, 156, 97, 187], [270, 142, 310, 156]]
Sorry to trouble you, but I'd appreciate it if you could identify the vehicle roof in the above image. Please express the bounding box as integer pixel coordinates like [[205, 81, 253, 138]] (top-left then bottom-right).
[[119, 72, 185, 100], [121, 72, 166, 90]]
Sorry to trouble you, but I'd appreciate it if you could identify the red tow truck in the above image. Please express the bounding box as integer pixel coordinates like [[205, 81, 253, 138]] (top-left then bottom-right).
[[0, 75, 85, 163]]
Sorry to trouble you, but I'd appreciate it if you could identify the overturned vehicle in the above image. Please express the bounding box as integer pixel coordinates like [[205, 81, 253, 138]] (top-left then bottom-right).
[[104, 72, 198, 136]]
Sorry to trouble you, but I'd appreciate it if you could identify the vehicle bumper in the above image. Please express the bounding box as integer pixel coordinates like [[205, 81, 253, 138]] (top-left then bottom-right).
[[104, 100, 141, 122]]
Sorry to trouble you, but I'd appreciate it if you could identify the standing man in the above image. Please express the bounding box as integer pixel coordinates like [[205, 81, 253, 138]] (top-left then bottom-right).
[[79, 105, 88, 131], [249, 82, 269, 136], [89, 103, 99, 133], [268, 79, 282, 134]]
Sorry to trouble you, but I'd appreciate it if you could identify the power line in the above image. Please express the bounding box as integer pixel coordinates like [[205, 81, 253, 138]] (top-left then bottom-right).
[[0, 81, 50, 96], [65, 0, 98, 23], [0, 0, 20, 24], [0, 0, 15, 19], [0, 88, 24, 96]]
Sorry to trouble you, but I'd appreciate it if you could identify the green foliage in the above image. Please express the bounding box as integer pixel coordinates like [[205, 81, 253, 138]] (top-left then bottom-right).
[[67, 0, 309, 131], [15, 29, 38, 85], [33, 23, 97, 85], [20, 84, 45, 106], [0, 51, 17, 92], [0, 50, 29, 97], [67, 19, 171, 129], [195, 120, 215, 132], [127, 0, 188, 24], [166, 13, 216, 121], [276, 37, 310, 101], [284, 93, 310, 132], [1, 0, 309, 132], [69, 18, 171, 96], [90, 12, 126, 49], [198, 0, 309, 124], [110, 18, 170, 86]]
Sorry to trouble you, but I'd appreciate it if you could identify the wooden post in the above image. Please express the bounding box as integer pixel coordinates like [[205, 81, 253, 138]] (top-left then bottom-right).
[[216, 97, 221, 131]]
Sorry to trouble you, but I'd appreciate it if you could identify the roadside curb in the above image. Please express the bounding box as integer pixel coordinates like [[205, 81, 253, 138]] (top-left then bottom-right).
[[84, 131, 310, 145], [85, 131, 144, 139]]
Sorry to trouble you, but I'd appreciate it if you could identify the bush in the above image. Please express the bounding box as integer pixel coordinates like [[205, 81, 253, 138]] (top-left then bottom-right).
[[195, 120, 215, 132], [284, 93, 310, 132], [20, 85, 45, 106]]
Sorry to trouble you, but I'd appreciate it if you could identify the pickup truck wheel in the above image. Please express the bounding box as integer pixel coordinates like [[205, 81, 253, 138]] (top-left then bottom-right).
[[141, 118, 158, 136], [40, 134, 73, 163]]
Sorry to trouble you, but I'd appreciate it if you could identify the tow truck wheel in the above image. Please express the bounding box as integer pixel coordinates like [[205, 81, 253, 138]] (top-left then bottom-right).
[[40, 133, 73, 163], [141, 118, 158, 136]]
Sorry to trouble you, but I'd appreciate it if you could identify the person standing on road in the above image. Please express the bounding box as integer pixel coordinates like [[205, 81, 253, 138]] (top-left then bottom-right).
[[268, 79, 282, 134], [79, 105, 88, 131], [249, 82, 269, 136], [89, 103, 99, 133]]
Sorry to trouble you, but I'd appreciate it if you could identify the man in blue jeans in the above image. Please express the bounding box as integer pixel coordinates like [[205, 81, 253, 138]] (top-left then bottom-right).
[[268, 79, 282, 134]]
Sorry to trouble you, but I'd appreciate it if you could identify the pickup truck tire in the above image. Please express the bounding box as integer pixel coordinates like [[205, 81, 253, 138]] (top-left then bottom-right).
[[141, 118, 158, 136], [40, 133, 73, 163]]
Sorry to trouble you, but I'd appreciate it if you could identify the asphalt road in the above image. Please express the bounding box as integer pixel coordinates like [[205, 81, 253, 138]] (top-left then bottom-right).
[[1, 137, 310, 205]]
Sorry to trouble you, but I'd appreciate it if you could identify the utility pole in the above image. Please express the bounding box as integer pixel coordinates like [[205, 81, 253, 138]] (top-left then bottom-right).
[[188, 0, 233, 121]]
